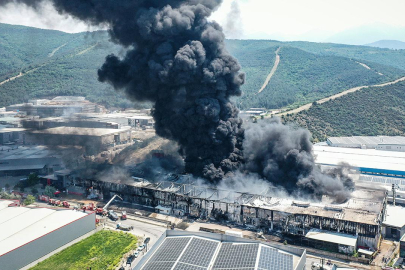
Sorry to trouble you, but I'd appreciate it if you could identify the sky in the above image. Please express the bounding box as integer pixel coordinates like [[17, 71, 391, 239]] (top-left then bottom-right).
[[0, 0, 405, 44]]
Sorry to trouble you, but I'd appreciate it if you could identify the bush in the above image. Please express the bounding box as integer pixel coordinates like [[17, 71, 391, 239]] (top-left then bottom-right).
[[24, 195, 36, 205], [44, 185, 56, 197]]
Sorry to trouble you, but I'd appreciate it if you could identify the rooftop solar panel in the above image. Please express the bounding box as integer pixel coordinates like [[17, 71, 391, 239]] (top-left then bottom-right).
[[178, 237, 219, 268], [258, 246, 294, 270], [212, 243, 259, 269], [149, 237, 191, 263], [141, 261, 176, 270], [173, 262, 206, 270]]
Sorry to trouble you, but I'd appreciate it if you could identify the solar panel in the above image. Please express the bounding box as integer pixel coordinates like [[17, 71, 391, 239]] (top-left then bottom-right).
[[212, 243, 259, 269], [149, 237, 191, 263], [173, 262, 206, 270], [142, 261, 176, 270], [257, 246, 294, 270], [178, 238, 219, 268]]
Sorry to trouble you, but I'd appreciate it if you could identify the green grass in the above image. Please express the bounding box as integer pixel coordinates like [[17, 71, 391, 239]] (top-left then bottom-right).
[[30, 230, 137, 270]]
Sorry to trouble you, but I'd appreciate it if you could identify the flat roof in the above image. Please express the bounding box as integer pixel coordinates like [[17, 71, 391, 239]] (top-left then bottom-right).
[[314, 145, 405, 172], [383, 205, 405, 228], [0, 128, 26, 133], [0, 204, 89, 256], [31, 126, 130, 136], [328, 136, 405, 146], [306, 229, 358, 247], [0, 145, 55, 160]]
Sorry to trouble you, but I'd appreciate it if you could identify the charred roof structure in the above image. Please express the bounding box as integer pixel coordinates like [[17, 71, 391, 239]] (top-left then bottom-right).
[[76, 176, 386, 251]]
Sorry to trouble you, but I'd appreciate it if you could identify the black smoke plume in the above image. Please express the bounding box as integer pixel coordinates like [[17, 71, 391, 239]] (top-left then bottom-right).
[[242, 118, 354, 203], [1, 0, 354, 202]]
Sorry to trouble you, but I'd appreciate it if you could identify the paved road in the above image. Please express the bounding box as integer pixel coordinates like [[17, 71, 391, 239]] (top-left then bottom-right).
[[104, 216, 166, 269], [276, 75, 405, 117]]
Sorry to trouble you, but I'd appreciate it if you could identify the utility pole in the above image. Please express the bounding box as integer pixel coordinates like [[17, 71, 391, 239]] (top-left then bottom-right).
[[320, 257, 324, 270], [392, 184, 396, 206]]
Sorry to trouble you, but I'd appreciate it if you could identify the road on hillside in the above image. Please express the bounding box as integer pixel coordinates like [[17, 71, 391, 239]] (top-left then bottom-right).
[[276, 75, 405, 117], [258, 47, 281, 94]]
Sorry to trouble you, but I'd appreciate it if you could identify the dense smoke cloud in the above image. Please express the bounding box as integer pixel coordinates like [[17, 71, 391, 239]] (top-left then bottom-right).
[[1, 0, 354, 202], [242, 118, 354, 203]]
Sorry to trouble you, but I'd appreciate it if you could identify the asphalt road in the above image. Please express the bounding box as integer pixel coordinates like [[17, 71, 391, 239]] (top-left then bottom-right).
[[104, 216, 166, 269]]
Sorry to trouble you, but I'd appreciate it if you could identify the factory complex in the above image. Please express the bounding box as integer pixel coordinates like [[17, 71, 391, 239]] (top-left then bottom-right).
[[0, 200, 96, 270]]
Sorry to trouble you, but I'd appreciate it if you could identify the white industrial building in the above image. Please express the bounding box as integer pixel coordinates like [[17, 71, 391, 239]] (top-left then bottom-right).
[[313, 145, 405, 178], [134, 230, 306, 270], [382, 205, 405, 240], [327, 136, 405, 151], [0, 200, 96, 270]]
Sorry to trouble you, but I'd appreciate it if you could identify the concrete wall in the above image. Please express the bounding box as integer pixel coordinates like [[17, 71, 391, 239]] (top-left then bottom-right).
[[0, 212, 96, 270]]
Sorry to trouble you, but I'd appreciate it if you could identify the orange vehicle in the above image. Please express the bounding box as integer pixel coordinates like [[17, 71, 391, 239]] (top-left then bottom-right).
[[49, 199, 56, 205], [121, 211, 127, 220], [54, 200, 61, 206], [62, 201, 70, 208], [38, 195, 50, 202]]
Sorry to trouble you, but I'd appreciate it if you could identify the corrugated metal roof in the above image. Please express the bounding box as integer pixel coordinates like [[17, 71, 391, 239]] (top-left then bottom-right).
[[383, 205, 405, 228], [306, 229, 358, 247], [314, 145, 405, 172], [328, 136, 405, 147]]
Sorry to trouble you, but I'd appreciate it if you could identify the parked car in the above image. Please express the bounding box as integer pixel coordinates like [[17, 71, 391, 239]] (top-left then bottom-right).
[[144, 237, 151, 244], [108, 210, 119, 221], [134, 251, 140, 258], [137, 244, 145, 251], [126, 255, 135, 265]]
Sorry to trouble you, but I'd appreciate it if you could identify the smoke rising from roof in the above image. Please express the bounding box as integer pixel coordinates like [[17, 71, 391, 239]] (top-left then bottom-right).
[[2, 0, 354, 202]]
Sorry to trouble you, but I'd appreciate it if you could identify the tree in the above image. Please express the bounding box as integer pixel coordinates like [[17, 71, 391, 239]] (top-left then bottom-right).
[[44, 185, 56, 197], [27, 173, 39, 186], [5, 183, 10, 190], [24, 195, 36, 205], [31, 188, 38, 196]]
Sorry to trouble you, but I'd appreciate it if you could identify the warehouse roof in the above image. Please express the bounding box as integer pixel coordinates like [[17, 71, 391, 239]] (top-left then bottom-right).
[[306, 229, 358, 247], [31, 126, 130, 136], [383, 205, 405, 228], [136, 231, 305, 270], [0, 204, 89, 256], [313, 145, 405, 172], [327, 136, 405, 147]]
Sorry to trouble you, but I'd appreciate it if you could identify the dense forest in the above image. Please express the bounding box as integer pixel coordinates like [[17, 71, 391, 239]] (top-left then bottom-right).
[[282, 81, 405, 142], [1, 23, 405, 110]]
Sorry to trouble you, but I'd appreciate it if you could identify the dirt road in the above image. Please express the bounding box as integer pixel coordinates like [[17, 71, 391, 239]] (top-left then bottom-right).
[[258, 47, 281, 94], [277, 75, 405, 116]]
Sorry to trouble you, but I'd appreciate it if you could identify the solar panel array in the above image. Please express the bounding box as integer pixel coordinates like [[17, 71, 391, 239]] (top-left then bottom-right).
[[257, 246, 294, 270], [142, 237, 191, 270], [212, 243, 259, 269], [141, 236, 299, 270], [177, 238, 219, 268]]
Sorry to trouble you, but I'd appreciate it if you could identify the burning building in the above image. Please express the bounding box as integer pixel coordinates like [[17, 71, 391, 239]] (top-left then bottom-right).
[[75, 176, 386, 252]]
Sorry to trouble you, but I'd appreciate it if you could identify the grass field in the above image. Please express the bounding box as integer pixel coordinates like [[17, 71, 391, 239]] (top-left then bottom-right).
[[30, 230, 137, 270]]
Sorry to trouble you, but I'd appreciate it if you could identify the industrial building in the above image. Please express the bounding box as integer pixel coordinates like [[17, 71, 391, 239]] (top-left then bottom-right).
[[0, 128, 26, 144], [6, 96, 99, 117], [79, 177, 386, 253], [382, 205, 405, 240], [25, 126, 132, 153], [0, 145, 63, 176], [313, 145, 405, 178], [327, 136, 405, 151], [134, 230, 306, 270], [0, 200, 96, 270]]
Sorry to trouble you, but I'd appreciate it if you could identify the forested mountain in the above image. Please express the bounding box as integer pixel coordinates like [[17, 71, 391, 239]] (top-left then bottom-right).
[[282, 81, 405, 142], [365, 40, 405, 50], [1, 23, 405, 110], [227, 40, 404, 109]]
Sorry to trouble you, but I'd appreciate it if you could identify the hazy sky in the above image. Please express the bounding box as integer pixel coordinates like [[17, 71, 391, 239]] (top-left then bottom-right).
[[1, 0, 404, 43]]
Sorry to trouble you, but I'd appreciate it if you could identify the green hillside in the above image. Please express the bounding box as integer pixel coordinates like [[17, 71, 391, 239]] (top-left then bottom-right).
[[1, 23, 405, 110], [226, 40, 405, 109], [282, 81, 405, 142]]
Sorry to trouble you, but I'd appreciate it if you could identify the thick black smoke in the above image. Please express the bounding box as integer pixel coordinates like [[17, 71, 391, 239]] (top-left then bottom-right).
[[242, 118, 354, 203], [32, 0, 245, 182], [2, 0, 354, 201]]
